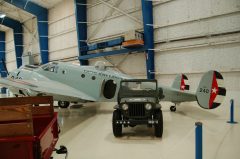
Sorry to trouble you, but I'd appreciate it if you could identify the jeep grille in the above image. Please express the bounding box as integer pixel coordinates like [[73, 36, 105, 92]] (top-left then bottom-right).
[[129, 103, 145, 117]]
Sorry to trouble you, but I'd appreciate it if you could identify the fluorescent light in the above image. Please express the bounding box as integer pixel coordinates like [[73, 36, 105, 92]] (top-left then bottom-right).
[[0, 13, 6, 18]]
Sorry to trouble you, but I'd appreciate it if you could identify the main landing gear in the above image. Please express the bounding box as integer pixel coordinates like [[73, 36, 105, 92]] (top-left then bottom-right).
[[58, 101, 70, 108], [170, 105, 176, 112]]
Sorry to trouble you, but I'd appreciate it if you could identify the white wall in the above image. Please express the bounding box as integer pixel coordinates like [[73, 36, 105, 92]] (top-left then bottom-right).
[[48, 0, 78, 61], [87, 0, 142, 42], [3, 0, 240, 91], [153, 0, 240, 91], [88, 0, 240, 91], [23, 17, 40, 63]]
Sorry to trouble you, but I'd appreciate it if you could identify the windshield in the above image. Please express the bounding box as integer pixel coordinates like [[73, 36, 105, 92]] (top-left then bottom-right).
[[118, 80, 158, 102], [121, 81, 157, 91], [41, 62, 59, 73]]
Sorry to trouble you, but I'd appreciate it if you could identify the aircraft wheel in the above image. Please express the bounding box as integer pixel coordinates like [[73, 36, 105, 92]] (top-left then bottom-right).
[[170, 106, 176, 112], [58, 101, 70, 108], [112, 110, 122, 137], [154, 110, 163, 138]]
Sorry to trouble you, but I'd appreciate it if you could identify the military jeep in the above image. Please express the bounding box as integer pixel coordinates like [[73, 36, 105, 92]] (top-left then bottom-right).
[[112, 79, 163, 137]]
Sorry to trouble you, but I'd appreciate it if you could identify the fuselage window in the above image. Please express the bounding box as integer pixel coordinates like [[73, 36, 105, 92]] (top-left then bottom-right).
[[62, 70, 66, 74], [92, 76, 96, 80], [81, 74, 85, 78]]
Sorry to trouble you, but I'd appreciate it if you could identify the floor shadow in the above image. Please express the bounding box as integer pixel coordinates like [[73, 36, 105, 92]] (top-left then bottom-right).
[[55, 104, 100, 135], [106, 125, 163, 143], [175, 104, 220, 120]]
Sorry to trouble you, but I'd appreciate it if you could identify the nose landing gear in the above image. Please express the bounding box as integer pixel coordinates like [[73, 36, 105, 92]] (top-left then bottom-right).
[[58, 101, 70, 108], [170, 106, 176, 112]]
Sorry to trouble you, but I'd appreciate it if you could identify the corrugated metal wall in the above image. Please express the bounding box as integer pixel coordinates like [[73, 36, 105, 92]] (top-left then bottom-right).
[[4, 0, 240, 91], [153, 0, 240, 91]]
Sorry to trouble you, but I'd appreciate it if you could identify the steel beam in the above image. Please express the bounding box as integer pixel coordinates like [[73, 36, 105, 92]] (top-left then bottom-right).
[[87, 0, 122, 41], [0, 17, 23, 68], [79, 47, 146, 60], [0, 31, 7, 94], [99, 0, 142, 24], [75, 0, 88, 65], [4, 0, 49, 64], [81, 37, 124, 52], [141, 0, 155, 79]]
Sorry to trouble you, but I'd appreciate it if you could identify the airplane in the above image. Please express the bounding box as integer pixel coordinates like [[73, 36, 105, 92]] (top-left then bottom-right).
[[0, 61, 226, 111]]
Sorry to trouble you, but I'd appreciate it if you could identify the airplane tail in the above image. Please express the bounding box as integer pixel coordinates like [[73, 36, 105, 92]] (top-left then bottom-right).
[[172, 74, 190, 91], [196, 71, 226, 109]]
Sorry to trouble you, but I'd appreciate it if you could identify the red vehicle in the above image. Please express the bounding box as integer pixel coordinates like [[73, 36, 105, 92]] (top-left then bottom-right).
[[0, 96, 61, 159]]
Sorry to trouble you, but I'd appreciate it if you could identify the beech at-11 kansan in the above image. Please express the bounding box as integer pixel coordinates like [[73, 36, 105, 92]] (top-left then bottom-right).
[[0, 61, 226, 110]]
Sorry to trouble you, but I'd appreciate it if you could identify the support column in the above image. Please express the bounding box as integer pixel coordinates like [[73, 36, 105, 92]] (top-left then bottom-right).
[[75, 0, 88, 65], [141, 0, 155, 79], [0, 31, 7, 94], [195, 122, 203, 159]]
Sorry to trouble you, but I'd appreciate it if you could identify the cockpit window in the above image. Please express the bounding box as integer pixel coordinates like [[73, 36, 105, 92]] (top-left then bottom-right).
[[41, 63, 59, 73], [25, 65, 39, 69]]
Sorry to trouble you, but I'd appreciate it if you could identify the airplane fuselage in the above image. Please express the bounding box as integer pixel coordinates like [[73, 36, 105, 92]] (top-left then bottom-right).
[[8, 62, 131, 102]]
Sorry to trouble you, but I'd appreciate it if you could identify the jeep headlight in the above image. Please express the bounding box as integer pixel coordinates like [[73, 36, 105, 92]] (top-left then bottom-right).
[[122, 104, 129, 110], [145, 103, 152, 110]]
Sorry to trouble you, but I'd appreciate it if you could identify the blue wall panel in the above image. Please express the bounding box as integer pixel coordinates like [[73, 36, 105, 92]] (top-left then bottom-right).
[[4, 0, 49, 64], [75, 0, 88, 65], [0, 31, 7, 94], [0, 17, 23, 68]]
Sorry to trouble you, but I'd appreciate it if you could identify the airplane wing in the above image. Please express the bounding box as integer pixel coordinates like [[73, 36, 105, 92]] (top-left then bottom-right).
[[0, 78, 97, 102]]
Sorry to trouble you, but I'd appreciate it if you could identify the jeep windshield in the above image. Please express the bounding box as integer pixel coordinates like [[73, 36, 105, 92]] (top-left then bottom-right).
[[121, 81, 157, 91], [118, 80, 158, 99]]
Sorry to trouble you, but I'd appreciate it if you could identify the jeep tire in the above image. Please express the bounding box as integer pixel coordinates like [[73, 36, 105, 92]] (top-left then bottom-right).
[[112, 110, 122, 137], [154, 110, 163, 138]]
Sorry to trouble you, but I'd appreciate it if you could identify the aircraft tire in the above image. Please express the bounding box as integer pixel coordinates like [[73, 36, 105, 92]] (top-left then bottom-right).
[[170, 106, 176, 112], [58, 101, 70, 108], [154, 110, 163, 138], [112, 110, 122, 137]]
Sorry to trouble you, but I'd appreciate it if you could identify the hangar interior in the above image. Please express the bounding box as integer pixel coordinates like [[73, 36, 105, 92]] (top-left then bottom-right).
[[0, 0, 239, 159]]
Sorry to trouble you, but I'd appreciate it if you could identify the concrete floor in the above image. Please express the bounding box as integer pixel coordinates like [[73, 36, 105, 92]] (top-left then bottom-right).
[[53, 91, 240, 159]]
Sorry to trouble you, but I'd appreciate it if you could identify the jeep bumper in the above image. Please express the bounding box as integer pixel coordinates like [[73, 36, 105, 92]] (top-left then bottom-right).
[[115, 119, 159, 125]]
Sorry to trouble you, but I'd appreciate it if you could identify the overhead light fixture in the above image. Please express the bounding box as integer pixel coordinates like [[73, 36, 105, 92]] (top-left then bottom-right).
[[0, 13, 6, 18]]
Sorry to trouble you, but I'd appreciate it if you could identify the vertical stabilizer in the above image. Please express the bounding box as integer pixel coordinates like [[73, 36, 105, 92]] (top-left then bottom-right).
[[172, 74, 190, 91], [196, 71, 226, 109]]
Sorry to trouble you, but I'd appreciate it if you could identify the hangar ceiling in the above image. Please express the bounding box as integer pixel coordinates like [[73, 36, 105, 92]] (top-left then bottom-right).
[[0, 0, 64, 26], [0, 1, 33, 23]]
